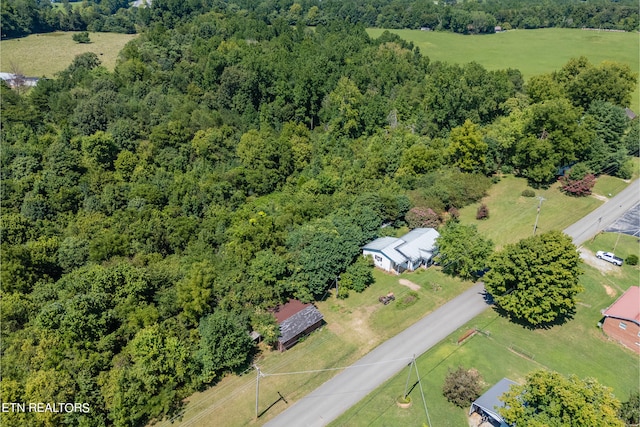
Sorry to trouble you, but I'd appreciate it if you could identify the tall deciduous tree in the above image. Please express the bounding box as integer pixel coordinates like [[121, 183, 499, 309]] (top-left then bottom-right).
[[484, 231, 582, 326], [500, 370, 623, 427], [447, 119, 487, 173], [435, 221, 494, 280]]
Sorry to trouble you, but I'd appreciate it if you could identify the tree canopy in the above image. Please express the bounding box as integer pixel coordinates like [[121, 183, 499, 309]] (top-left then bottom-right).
[[500, 370, 624, 427], [435, 221, 494, 281], [484, 231, 583, 326]]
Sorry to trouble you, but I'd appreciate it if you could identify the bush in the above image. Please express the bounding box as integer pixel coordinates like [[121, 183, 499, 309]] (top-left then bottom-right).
[[72, 32, 91, 44], [442, 366, 483, 407], [626, 254, 638, 266], [476, 204, 489, 220], [521, 189, 536, 197]]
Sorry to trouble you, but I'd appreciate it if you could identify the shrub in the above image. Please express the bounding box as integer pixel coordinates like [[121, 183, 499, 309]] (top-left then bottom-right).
[[476, 204, 489, 220], [626, 254, 638, 266], [521, 189, 536, 197], [442, 366, 483, 407], [72, 32, 91, 44]]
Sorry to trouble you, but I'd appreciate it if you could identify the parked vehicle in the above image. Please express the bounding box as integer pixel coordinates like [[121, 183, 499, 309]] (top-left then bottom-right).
[[596, 251, 623, 266]]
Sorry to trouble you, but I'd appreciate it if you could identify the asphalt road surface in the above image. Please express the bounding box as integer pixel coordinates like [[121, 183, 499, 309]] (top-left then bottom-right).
[[263, 282, 489, 427], [563, 179, 639, 245]]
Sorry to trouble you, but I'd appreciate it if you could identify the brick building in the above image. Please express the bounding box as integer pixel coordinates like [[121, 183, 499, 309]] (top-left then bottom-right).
[[601, 286, 640, 354]]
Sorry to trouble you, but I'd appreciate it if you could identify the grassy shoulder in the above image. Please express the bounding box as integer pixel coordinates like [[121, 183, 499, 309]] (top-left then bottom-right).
[[331, 252, 640, 427], [0, 31, 137, 77], [457, 175, 603, 248]]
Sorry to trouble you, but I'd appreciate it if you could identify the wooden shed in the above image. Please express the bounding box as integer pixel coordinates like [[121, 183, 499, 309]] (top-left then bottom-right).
[[273, 299, 324, 352]]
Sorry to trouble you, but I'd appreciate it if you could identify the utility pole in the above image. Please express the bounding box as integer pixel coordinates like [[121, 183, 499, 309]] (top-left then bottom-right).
[[533, 196, 546, 235]]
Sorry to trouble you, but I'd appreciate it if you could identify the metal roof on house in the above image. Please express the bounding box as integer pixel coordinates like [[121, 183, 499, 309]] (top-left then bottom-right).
[[362, 228, 440, 266], [362, 236, 402, 251], [469, 378, 517, 425], [277, 305, 324, 344], [396, 228, 440, 262], [603, 286, 640, 325]]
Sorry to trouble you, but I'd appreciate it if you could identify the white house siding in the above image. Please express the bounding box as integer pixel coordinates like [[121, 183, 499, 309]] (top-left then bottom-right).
[[363, 250, 394, 272]]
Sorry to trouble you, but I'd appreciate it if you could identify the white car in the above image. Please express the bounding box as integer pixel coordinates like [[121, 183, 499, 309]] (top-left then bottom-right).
[[596, 251, 623, 266]]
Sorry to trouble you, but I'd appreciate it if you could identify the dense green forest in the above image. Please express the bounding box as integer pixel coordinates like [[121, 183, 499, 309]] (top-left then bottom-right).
[[2, 0, 638, 39], [1, 8, 638, 427]]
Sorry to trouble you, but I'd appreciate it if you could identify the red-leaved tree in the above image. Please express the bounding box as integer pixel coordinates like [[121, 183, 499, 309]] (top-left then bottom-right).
[[559, 173, 596, 196]]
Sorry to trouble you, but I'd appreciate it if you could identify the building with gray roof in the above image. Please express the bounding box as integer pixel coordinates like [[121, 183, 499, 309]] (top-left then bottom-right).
[[362, 228, 440, 274]]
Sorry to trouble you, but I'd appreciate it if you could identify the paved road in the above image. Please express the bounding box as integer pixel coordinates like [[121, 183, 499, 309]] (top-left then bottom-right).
[[563, 179, 639, 245], [264, 282, 490, 427]]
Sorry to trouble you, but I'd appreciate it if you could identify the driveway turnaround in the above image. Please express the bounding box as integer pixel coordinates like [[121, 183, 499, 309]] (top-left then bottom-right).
[[264, 282, 489, 427]]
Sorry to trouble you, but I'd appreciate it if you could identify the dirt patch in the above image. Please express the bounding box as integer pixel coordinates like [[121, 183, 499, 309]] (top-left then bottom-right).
[[603, 284, 617, 298], [579, 247, 621, 276], [399, 279, 421, 291]]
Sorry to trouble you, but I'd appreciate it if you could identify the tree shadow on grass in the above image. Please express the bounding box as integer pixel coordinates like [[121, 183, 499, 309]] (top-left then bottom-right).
[[491, 305, 577, 330]]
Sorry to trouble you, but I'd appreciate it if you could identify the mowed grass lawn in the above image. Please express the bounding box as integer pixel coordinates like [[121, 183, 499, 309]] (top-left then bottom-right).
[[0, 31, 138, 77], [367, 27, 640, 111], [332, 235, 640, 427], [457, 174, 604, 248]]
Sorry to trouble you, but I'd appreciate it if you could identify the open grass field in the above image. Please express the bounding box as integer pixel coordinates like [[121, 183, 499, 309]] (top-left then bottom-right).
[[367, 27, 640, 111], [457, 174, 604, 249], [332, 246, 640, 427], [0, 31, 138, 77]]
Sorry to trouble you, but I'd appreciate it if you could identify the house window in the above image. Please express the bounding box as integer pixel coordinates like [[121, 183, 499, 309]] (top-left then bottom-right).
[[619, 322, 627, 330], [374, 255, 382, 263]]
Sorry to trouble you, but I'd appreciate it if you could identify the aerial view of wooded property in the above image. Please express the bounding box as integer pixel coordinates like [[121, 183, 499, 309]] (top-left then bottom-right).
[[1, 0, 639, 426]]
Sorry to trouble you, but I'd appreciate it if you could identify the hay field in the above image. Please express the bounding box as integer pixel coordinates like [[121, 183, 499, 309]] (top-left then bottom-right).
[[367, 28, 640, 111], [0, 31, 138, 77]]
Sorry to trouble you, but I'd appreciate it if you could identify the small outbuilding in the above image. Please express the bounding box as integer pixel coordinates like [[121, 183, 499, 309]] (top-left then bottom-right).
[[362, 228, 440, 274], [273, 299, 324, 352], [601, 286, 640, 354], [469, 378, 517, 427]]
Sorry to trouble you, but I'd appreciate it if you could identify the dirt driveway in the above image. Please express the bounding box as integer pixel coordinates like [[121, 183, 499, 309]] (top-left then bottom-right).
[[579, 247, 621, 275]]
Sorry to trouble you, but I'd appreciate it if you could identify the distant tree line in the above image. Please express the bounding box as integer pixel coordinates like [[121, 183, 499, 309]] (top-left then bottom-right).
[[0, 11, 637, 426], [2, 0, 638, 39]]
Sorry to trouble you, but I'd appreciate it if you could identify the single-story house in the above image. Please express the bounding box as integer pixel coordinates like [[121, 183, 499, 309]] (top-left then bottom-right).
[[362, 228, 440, 274], [469, 378, 517, 427], [601, 286, 640, 354], [273, 299, 324, 352]]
